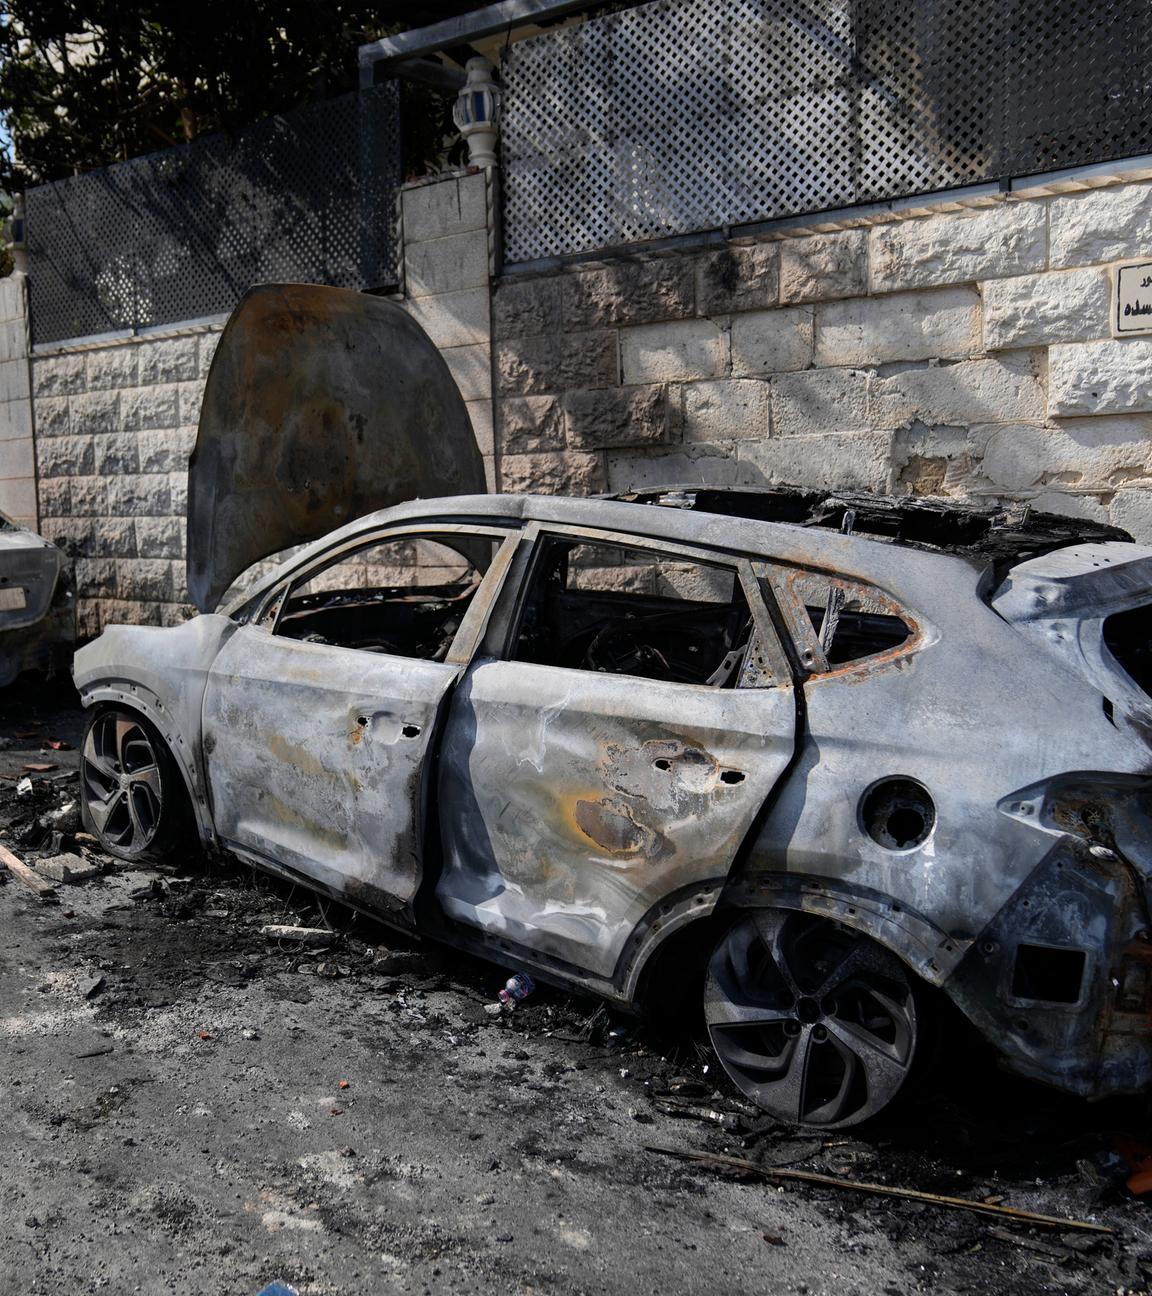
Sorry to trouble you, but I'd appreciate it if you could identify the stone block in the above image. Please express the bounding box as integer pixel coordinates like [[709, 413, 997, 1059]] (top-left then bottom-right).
[[779, 230, 867, 304], [1029, 490, 1110, 523], [678, 379, 770, 442], [159, 600, 196, 628], [93, 431, 139, 475], [1049, 182, 1152, 269], [466, 399, 494, 456], [121, 385, 178, 431], [32, 353, 85, 397], [492, 277, 563, 340], [0, 397, 32, 441], [499, 450, 607, 496], [406, 229, 489, 298], [869, 201, 1047, 292], [198, 331, 222, 377], [140, 426, 196, 474], [0, 358, 30, 404], [176, 380, 206, 426], [404, 287, 490, 350], [37, 434, 95, 478], [695, 243, 779, 317], [1049, 339, 1152, 416], [0, 274, 26, 321], [33, 396, 69, 438], [100, 598, 164, 627], [983, 268, 1111, 351], [36, 475, 71, 517], [738, 430, 896, 493], [561, 257, 695, 328], [135, 516, 184, 559], [402, 173, 488, 242], [85, 346, 137, 391], [496, 331, 618, 396], [605, 445, 742, 493], [729, 306, 815, 376], [871, 355, 1045, 428], [1112, 488, 1152, 542], [0, 317, 27, 363], [442, 343, 492, 401], [69, 390, 118, 436], [770, 367, 872, 437], [138, 336, 199, 386], [116, 558, 174, 602], [169, 471, 188, 516], [0, 435, 34, 480], [499, 395, 566, 453], [68, 476, 109, 517], [107, 473, 170, 517], [564, 385, 669, 449], [76, 598, 102, 638], [973, 418, 1152, 493], [0, 475, 35, 522], [620, 319, 727, 384], [75, 558, 117, 598], [815, 287, 980, 366]]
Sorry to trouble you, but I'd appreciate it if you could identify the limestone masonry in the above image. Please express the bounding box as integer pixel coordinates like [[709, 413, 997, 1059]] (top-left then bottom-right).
[[20, 168, 1152, 632]]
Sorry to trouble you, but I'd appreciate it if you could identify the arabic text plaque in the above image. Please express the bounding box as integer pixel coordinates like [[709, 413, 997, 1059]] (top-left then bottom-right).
[[1113, 261, 1152, 335]]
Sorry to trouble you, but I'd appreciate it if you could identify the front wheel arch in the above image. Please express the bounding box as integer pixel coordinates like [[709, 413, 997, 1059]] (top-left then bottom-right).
[[80, 703, 194, 861]]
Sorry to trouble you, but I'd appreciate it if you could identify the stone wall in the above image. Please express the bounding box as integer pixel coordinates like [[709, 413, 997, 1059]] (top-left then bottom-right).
[[491, 179, 1152, 542], [0, 274, 36, 528], [30, 323, 222, 636]]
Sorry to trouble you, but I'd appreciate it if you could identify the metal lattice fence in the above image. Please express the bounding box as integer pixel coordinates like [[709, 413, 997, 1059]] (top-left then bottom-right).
[[26, 83, 401, 345], [501, 0, 1152, 263]]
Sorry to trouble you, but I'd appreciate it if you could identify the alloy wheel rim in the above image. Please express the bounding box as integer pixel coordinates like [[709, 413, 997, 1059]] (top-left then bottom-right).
[[705, 910, 917, 1128], [82, 713, 163, 853]]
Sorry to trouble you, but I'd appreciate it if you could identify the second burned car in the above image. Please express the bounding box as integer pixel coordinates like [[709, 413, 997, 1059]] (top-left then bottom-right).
[[73, 286, 1152, 1128]]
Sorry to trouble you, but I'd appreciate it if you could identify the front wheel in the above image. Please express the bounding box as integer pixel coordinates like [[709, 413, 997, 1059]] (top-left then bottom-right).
[[705, 910, 920, 1128], [80, 707, 189, 861]]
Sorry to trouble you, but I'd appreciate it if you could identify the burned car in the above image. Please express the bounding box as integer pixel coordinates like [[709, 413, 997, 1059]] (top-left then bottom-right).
[[0, 507, 75, 687], [73, 286, 1152, 1128]]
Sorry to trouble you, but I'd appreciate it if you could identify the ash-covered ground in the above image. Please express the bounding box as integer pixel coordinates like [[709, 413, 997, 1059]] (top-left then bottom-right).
[[2, 679, 1152, 1296]]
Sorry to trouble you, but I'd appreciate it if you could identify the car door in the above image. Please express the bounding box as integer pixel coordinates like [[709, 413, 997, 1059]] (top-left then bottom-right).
[[201, 523, 518, 923], [435, 523, 799, 981]]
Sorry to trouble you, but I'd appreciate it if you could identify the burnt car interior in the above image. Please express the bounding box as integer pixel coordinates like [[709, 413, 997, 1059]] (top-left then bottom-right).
[[275, 535, 496, 661], [512, 538, 754, 686], [1103, 605, 1152, 697], [796, 575, 913, 665], [612, 485, 1130, 573]]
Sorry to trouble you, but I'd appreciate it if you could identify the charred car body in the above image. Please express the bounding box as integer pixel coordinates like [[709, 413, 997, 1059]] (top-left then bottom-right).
[[73, 286, 1152, 1128], [0, 508, 75, 687]]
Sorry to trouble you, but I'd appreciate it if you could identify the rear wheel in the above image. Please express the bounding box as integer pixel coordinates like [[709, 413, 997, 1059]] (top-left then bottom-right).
[[80, 707, 188, 861], [705, 910, 919, 1128]]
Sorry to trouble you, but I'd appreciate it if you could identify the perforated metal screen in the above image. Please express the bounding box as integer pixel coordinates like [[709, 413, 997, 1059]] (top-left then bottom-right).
[[27, 84, 401, 345], [501, 0, 1152, 263]]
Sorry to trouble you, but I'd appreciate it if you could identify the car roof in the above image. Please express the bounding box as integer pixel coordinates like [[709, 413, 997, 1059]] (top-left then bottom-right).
[[222, 488, 1138, 619]]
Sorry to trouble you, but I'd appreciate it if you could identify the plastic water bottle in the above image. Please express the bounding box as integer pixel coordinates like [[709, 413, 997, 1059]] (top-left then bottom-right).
[[498, 972, 535, 1005]]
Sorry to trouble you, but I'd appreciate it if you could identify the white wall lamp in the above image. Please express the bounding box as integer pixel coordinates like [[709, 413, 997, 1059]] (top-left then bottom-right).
[[453, 57, 503, 169]]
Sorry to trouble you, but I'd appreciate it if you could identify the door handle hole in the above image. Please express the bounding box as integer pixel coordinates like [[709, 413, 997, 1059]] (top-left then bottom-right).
[[402, 724, 421, 738], [720, 769, 745, 785], [653, 758, 671, 771]]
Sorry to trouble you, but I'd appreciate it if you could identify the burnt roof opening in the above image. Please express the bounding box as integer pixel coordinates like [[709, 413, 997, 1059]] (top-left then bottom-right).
[[607, 486, 1130, 564]]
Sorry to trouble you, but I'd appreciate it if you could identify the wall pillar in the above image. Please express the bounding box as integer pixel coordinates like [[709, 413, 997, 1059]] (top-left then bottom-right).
[[0, 274, 37, 527], [399, 170, 497, 491]]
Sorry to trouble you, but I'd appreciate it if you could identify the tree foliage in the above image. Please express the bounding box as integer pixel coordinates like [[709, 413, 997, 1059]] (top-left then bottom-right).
[[0, 1, 469, 189]]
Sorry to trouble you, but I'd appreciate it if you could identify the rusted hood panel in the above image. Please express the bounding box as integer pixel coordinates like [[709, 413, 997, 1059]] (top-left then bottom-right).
[[187, 284, 484, 612]]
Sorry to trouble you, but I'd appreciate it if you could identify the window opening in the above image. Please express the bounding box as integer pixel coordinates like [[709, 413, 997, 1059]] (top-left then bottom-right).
[[791, 572, 912, 666], [512, 538, 759, 687], [276, 534, 497, 661]]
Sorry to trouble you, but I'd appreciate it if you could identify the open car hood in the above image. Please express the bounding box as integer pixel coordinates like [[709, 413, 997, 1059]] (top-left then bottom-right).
[[187, 283, 484, 613]]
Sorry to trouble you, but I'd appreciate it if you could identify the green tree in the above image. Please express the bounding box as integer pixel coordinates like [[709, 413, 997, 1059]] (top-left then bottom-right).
[[0, 1, 473, 188]]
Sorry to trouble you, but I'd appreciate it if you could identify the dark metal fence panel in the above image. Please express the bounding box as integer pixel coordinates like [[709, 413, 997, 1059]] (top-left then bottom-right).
[[501, 0, 1152, 264], [26, 83, 401, 345]]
